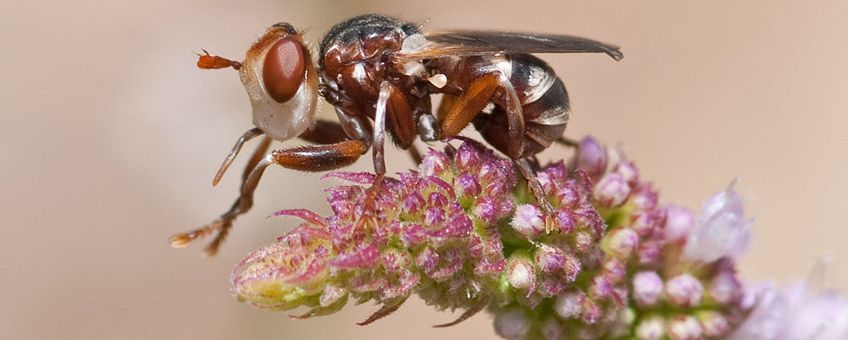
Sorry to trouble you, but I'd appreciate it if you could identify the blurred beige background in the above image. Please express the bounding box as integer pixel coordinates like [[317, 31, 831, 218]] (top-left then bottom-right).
[[2, 0, 847, 339]]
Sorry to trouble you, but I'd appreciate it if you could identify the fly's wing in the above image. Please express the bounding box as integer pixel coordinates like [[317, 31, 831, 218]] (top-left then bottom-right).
[[396, 30, 623, 61]]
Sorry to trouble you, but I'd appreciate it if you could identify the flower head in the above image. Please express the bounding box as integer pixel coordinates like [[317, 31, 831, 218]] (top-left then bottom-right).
[[225, 137, 835, 339]]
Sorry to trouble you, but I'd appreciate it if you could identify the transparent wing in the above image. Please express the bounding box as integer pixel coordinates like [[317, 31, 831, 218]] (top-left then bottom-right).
[[396, 30, 623, 61]]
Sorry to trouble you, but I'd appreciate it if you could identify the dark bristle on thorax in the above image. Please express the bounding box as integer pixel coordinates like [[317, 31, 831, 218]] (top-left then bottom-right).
[[319, 14, 419, 66], [271, 22, 297, 35]]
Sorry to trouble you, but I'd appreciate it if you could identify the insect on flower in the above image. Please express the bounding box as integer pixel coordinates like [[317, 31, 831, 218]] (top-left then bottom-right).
[[170, 14, 623, 255]]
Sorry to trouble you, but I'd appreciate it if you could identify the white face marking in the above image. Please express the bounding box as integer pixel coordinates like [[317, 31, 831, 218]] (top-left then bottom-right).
[[239, 42, 317, 141]]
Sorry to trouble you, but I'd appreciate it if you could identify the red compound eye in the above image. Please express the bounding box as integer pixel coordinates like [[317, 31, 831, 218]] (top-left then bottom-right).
[[262, 38, 305, 103]]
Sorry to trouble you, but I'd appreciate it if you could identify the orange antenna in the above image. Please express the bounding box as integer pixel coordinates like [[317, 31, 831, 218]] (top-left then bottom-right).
[[196, 49, 242, 70]]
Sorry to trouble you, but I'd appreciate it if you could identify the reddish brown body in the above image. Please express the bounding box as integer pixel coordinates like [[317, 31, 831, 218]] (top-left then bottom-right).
[[172, 14, 622, 256]]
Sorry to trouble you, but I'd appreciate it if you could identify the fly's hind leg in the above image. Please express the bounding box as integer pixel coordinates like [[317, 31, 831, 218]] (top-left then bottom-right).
[[515, 158, 555, 217], [555, 136, 579, 148], [451, 73, 555, 218], [433, 71, 556, 217], [407, 145, 423, 165]]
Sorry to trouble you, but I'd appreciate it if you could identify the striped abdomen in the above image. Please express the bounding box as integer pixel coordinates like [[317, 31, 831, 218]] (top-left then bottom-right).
[[471, 53, 570, 158]]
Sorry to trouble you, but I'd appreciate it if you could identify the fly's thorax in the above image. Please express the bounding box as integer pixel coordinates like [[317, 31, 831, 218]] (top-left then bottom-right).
[[318, 15, 422, 109]]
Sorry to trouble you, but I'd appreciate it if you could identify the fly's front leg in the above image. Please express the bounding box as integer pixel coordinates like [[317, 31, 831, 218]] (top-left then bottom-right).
[[300, 120, 351, 145], [212, 127, 264, 186], [172, 121, 367, 255], [172, 139, 368, 255], [269, 140, 369, 171], [171, 135, 272, 256]]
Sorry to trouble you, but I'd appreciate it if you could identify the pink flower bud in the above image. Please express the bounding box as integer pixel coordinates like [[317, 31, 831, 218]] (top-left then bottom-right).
[[456, 143, 482, 168], [329, 243, 379, 269], [630, 184, 658, 210], [633, 271, 664, 306], [594, 173, 630, 208], [535, 245, 565, 273], [580, 298, 602, 324], [554, 291, 585, 319], [603, 258, 626, 283], [708, 270, 743, 304], [664, 204, 695, 242], [473, 197, 499, 222], [590, 276, 615, 299], [697, 311, 730, 337], [563, 254, 582, 283], [603, 227, 639, 258], [575, 136, 607, 179], [419, 149, 449, 176], [402, 193, 425, 215], [507, 255, 537, 291], [615, 160, 639, 185], [554, 210, 576, 233], [573, 231, 595, 253], [665, 274, 704, 307], [456, 172, 482, 197], [631, 211, 660, 236], [635, 315, 666, 340], [667, 315, 703, 340], [511, 204, 544, 237], [637, 240, 662, 266]]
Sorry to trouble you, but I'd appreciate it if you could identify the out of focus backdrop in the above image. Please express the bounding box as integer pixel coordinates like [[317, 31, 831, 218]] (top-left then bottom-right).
[[2, 1, 847, 339]]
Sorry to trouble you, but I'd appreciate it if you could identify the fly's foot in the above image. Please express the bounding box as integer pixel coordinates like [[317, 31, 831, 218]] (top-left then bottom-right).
[[170, 217, 234, 256]]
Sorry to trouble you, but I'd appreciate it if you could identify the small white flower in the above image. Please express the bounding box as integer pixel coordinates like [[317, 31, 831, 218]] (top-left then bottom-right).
[[729, 282, 848, 340], [684, 180, 751, 262]]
